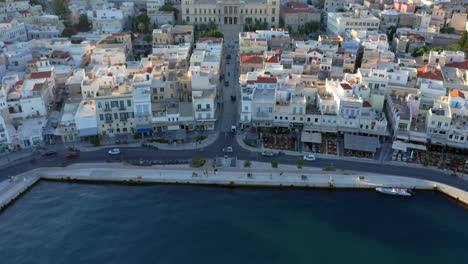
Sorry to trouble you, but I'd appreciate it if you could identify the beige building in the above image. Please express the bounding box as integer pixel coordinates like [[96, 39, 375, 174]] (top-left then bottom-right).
[[181, 0, 280, 28], [152, 24, 194, 47], [280, 4, 320, 31]]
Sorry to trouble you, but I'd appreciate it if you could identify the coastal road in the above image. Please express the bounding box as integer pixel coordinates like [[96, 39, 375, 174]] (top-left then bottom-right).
[[1, 134, 468, 192]]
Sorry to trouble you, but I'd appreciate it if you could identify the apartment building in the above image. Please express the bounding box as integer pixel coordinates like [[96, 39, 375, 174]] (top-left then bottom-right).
[[0, 19, 27, 43], [87, 8, 125, 34], [327, 9, 380, 35]]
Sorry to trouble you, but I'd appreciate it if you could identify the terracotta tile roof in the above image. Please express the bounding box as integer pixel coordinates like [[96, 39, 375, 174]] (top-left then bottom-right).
[[32, 83, 44, 91], [363, 101, 372, 107], [199, 37, 223, 42], [247, 76, 277, 84], [241, 52, 263, 57], [283, 7, 318, 14], [27, 59, 37, 64], [18, 10, 30, 15], [30, 71, 52, 79], [445, 60, 468, 70], [265, 55, 279, 63], [241, 55, 263, 64], [143, 67, 153, 73], [416, 65, 443, 81], [291, 3, 309, 8], [450, 90, 465, 99], [340, 83, 352, 90]]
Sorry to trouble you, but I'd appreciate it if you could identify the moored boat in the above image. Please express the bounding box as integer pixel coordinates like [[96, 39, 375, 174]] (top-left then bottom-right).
[[375, 187, 412, 197]]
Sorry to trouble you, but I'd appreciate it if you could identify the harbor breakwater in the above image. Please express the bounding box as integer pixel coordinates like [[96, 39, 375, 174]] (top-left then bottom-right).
[[1, 163, 467, 211]]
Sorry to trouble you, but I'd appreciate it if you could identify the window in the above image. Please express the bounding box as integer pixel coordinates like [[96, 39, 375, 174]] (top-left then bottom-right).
[[98, 102, 102, 108], [272, 17, 275, 22], [206, 104, 210, 109], [100, 114, 104, 120], [272, 8, 275, 14], [114, 113, 118, 119], [127, 100, 131, 107], [197, 104, 201, 110], [111, 101, 118, 108]]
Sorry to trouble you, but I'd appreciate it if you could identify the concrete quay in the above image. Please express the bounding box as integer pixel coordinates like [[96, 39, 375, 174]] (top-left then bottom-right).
[[1, 163, 468, 211]]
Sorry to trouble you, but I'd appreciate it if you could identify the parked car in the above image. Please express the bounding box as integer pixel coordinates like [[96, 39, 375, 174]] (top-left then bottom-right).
[[66, 152, 79, 158], [391, 151, 398, 161], [108, 148, 121, 155], [261, 151, 275, 157], [402, 152, 409, 162], [303, 154, 316, 161], [223, 146, 233, 153], [41, 151, 57, 157]]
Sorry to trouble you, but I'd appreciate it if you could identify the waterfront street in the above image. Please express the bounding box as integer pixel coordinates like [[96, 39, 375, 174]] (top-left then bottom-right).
[[1, 132, 468, 192]]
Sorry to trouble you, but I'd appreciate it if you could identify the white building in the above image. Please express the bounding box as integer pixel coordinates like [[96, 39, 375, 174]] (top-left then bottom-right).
[[87, 9, 125, 34], [0, 19, 27, 43], [75, 100, 99, 138], [327, 9, 380, 35]]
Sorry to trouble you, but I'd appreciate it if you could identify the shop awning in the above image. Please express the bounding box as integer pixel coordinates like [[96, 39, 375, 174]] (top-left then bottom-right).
[[78, 128, 98, 137], [137, 128, 151, 133], [344, 134, 380, 152], [301, 132, 322, 143]]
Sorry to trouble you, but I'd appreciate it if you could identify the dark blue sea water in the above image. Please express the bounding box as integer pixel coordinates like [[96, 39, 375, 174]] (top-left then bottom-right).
[[0, 181, 467, 264]]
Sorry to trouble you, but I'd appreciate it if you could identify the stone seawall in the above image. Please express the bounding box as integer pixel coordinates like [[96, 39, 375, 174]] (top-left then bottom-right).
[[1, 164, 467, 211]]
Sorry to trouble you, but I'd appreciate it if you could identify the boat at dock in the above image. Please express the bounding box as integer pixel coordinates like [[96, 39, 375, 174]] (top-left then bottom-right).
[[375, 187, 412, 197]]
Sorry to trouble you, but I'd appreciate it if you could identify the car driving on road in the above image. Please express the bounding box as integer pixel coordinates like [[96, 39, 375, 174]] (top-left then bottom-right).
[[303, 154, 316, 161], [66, 152, 79, 158], [261, 151, 275, 157], [222, 146, 233, 153], [108, 149, 121, 155]]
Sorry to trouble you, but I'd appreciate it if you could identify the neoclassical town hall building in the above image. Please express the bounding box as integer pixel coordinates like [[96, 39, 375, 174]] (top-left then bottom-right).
[[182, 0, 280, 28]]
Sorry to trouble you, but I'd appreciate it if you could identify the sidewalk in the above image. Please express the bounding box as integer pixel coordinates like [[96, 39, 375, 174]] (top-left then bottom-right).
[[235, 134, 460, 175], [2, 163, 468, 210], [76, 132, 219, 152], [150, 132, 219, 150]]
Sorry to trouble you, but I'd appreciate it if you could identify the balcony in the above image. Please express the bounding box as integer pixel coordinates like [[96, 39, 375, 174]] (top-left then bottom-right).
[[104, 108, 112, 112], [105, 119, 113, 123]]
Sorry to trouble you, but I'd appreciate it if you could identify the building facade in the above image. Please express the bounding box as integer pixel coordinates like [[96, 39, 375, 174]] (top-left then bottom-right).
[[181, 0, 280, 28]]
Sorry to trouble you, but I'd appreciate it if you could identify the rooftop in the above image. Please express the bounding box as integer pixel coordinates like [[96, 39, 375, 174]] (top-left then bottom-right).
[[417, 65, 443, 81]]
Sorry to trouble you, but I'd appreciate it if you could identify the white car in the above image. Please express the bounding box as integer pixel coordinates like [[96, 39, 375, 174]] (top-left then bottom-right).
[[223, 146, 233, 153], [108, 148, 121, 155], [303, 154, 316, 161]]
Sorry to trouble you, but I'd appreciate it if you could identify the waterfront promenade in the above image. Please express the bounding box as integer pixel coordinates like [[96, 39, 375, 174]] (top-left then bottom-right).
[[1, 162, 467, 210]]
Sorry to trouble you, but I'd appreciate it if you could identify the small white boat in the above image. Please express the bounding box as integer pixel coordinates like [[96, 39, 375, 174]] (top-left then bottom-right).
[[375, 187, 412, 197]]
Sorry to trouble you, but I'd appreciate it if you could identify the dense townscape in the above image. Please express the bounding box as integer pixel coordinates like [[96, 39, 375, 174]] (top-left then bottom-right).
[[0, 0, 466, 175]]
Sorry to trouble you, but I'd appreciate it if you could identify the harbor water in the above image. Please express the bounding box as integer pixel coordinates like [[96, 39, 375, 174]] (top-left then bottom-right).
[[0, 181, 467, 264]]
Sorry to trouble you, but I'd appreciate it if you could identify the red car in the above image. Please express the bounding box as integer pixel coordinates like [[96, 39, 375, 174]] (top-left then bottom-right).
[[66, 152, 79, 158]]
